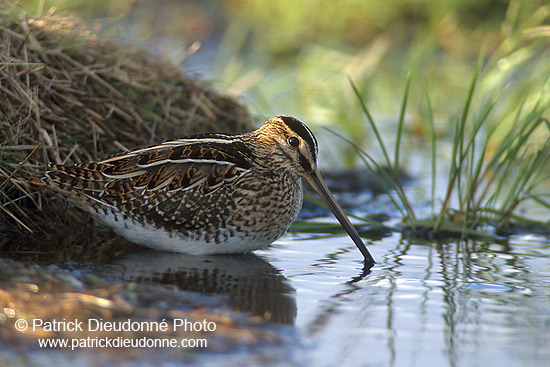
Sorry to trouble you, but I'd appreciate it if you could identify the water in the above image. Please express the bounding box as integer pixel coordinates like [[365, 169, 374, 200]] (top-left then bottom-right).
[[257, 232, 550, 367], [87, 231, 550, 365], [2, 209, 550, 366]]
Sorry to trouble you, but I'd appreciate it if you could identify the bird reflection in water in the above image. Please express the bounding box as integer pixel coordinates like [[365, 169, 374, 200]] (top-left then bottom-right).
[[100, 250, 297, 324]]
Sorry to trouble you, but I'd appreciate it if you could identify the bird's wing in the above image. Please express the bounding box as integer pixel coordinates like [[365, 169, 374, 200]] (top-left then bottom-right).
[[24, 136, 256, 224]]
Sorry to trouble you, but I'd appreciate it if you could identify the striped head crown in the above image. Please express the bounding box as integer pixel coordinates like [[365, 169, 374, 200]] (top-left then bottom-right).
[[255, 115, 319, 175]]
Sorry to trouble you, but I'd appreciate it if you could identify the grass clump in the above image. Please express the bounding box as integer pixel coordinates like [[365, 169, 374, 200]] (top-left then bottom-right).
[[348, 55, 549, 240], [0, 6, 255, 236]]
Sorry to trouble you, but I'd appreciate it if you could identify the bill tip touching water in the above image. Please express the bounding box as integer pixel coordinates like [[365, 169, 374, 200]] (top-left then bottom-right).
[[19, 115, 375, 267]]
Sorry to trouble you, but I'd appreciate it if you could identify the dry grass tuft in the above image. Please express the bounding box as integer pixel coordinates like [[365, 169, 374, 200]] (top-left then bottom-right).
[[0, 6, 255, 237]]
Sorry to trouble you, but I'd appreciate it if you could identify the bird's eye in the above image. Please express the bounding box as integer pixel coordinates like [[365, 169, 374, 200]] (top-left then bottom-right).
[[288, 136, 300, 147]]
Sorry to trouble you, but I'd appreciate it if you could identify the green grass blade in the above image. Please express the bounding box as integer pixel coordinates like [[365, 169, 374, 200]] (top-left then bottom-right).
[[423, 88, 437, 217], [527, 195, 550, 210], [349, 78, 392, 168], [326, 127, 412, 221], [394, 72, 411, 175]]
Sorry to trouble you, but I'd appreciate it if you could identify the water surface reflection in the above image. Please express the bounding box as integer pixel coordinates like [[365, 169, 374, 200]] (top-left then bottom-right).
[[2, 227, 549, 366], [262, 234, 550, 367], [100, 250, 297, 324]]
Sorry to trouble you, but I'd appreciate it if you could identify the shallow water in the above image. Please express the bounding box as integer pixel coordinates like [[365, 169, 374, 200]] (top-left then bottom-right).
[[59, 230, 550, 366], [2, 213, 550, 366], [259, 232, 550, 367]]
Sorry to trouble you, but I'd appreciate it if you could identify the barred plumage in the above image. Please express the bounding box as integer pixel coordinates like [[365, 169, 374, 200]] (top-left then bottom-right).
[[20, 116, 374, 265]]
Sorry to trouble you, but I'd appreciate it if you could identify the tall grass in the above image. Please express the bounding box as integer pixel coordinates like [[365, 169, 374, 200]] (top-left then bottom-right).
[[348, 54, 549, 239]]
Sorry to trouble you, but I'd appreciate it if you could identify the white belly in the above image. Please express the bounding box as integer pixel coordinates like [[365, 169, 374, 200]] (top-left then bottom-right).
[[92, 208, 277, 255]]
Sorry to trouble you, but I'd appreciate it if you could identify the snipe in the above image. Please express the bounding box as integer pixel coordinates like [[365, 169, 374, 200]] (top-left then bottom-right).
[[20, 116, 375, 266]]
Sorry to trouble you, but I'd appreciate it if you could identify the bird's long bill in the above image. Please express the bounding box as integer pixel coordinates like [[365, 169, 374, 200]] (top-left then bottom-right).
[[306, 168, 375, 266]]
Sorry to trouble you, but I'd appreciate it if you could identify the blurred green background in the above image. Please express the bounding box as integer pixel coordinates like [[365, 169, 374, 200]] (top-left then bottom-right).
[[14, 0, 550, 166]]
